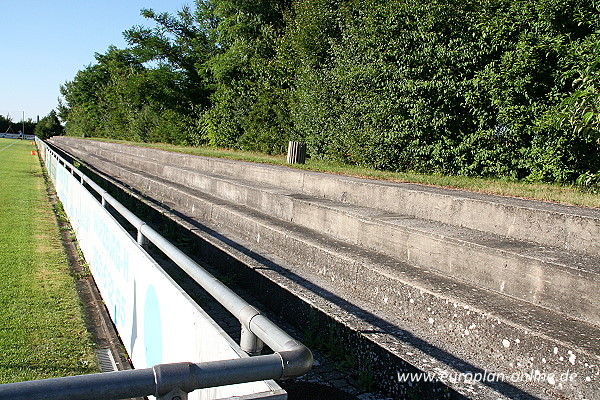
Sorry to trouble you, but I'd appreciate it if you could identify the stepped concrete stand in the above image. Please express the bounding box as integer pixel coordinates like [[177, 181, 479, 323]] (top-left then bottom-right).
[[49, 136, 600, 400]]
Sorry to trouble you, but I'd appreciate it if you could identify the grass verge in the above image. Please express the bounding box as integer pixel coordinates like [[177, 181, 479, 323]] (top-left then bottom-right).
[[92, 138, 599, 208], [0, 138, 98, 383]]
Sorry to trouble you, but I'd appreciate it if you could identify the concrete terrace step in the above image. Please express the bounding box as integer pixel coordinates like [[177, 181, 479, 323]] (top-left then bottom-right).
[[53, 137, 600, 258], [53, 138, 600, 327], [49, 137, 600, 400]]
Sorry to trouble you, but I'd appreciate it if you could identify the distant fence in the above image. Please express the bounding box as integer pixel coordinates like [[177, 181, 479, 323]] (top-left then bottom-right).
[[0, 139, 312, 400], [0, 133, 35, 140]]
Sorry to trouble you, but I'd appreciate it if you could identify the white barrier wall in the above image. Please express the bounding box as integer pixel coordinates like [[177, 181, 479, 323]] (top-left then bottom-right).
[[43, 147, 285, 400]]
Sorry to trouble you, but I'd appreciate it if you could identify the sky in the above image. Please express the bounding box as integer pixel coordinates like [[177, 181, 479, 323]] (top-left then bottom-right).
[[0, 0, 190, 123]]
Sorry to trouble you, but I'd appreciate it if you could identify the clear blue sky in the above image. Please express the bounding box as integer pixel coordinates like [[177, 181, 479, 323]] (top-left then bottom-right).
[[0, 1, 189, 122]]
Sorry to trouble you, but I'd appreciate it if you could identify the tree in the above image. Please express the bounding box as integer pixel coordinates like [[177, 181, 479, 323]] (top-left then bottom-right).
[[201, 0, 295, 153], [58, 0, 600, 185], [35, 110, 64, 139], [124, 3, 216, 111], [0, 115, 12, 133]]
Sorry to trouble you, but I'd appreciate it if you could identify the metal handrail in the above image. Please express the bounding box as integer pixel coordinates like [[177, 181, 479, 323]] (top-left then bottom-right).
[[0, 139, 313, 400]]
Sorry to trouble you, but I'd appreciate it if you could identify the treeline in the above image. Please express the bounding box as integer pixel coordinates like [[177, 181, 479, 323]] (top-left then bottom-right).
[[1, 112, 64, 139], [59, 0, 600, 185], [0, 115, 36, 135]]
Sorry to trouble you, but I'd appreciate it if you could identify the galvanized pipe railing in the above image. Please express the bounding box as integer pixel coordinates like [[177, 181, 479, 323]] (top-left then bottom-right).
[[0, 138, 313, 400], [0, 355, 289, 400]]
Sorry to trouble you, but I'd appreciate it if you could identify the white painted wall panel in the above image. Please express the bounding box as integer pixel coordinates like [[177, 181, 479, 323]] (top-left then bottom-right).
[[45, 152, 284, 400]]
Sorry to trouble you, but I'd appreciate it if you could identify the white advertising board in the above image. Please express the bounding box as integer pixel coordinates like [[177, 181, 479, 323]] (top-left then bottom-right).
[[0, 133, 35, 139], [45, 153, 285, 400]]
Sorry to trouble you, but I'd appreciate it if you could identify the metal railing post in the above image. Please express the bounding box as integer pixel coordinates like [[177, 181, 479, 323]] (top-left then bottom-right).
[[240, 326, 264, 356], [137, 223, 149, 248], [239, 305, 264, 355]]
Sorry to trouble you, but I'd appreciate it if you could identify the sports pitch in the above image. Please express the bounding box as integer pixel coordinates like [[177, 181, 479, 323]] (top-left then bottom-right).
[[0, 138, 97, 383]]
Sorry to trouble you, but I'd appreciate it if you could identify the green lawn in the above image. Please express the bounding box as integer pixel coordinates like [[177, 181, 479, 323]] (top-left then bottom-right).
[[94, 138, 600, 208], [0, 138, 98, 383]]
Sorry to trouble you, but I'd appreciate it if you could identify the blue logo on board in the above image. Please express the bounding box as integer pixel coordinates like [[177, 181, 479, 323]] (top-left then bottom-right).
[[144, 285, 163, 366]]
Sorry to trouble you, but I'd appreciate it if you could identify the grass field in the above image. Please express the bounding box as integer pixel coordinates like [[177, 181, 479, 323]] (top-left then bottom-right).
[[0, 138, 98, 383], [95, 138, 600, 208]]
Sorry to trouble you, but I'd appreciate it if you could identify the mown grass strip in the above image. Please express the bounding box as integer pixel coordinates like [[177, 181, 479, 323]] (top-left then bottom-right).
[[0, 138, 98, 383], [92, 138, 600, 208]]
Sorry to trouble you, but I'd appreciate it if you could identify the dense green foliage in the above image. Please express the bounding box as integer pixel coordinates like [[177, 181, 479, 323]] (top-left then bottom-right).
[[34, 110, 64, 139], [0, 114, 36, 135], [59, 0, 600, 185]]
